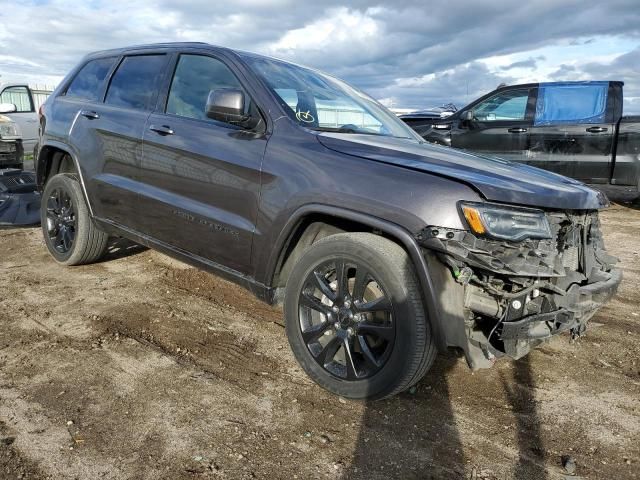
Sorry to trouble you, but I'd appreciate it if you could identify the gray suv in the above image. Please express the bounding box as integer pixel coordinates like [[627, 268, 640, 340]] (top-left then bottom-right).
[[36, 43, 621, 399]]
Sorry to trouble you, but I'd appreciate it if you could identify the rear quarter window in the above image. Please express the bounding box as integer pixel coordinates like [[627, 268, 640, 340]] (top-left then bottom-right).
[[65, 57, 116, 102], [105, 55, 168, 111]]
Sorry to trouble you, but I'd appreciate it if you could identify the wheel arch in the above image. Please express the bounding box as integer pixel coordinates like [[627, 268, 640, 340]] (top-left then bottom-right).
[[267, 204, 447, 351], [36, 141, 94, 216]]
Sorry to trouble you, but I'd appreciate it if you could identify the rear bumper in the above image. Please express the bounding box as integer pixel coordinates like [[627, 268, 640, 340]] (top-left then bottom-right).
[[501, 268, 622, 350]]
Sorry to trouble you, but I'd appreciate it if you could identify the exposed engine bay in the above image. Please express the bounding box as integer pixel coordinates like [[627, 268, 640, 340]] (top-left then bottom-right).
[[419, 210, 622, 368]]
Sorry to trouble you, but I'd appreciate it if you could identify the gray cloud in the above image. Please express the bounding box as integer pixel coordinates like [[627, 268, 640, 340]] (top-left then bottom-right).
[[369, 62, 517, 109], [550, 46, 640, 113], [0, 0, 639, 109], [500, 57, 539, 70]]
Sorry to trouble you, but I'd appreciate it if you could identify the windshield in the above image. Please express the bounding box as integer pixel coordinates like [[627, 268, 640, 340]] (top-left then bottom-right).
[[241, 54, 421, 140]]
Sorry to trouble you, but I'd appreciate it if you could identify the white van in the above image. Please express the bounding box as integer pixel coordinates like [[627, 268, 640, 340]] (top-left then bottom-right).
[[0, 84, 54, 155]]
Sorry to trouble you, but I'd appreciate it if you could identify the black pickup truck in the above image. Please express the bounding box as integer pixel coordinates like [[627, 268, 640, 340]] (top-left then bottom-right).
[[401, 81, 640, 191], [36, 44, 621, 400]]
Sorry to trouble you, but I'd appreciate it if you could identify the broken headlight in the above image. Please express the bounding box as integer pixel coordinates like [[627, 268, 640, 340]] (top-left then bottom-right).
[[459, 202, 552, 242]]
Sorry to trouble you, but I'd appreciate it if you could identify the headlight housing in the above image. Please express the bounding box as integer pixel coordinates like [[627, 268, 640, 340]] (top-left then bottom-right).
[[459, 202, 552, 242], [0, 115, 20, 139]]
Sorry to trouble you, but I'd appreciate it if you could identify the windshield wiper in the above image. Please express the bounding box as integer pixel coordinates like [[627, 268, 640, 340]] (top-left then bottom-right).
[[307, 126, 386, 137], [308, 126, 413, 140]]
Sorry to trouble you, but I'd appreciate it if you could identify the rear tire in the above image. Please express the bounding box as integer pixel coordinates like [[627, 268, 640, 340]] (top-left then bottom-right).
[[41, 173, 109, 265], [284, 232, 437, 400]]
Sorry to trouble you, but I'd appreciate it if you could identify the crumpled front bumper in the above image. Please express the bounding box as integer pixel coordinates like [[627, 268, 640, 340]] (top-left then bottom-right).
[[418, 209, 622, 367], [500, 268, 622, 357]]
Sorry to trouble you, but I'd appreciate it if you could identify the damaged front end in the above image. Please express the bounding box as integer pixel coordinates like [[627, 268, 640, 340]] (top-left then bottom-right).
[[418, 205, 622, 369]]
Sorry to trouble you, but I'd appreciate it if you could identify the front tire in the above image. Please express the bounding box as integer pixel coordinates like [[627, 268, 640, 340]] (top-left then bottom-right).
[[41, 173, 109, 265], [284, 232, 436, 400]]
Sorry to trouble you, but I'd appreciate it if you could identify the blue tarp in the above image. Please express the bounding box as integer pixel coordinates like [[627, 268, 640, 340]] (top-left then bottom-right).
[[534, 82, 608, 125]]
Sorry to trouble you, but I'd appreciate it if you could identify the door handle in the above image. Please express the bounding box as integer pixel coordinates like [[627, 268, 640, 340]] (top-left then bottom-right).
[[586, 126, 608, 133], [80, 110, 100, 120], [149, 124, 174, 135], [508, 127, 527, 133]]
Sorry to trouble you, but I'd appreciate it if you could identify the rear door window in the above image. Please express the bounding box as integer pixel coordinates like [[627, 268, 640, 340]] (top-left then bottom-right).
[[65, 57, 116, 101], [534, 82, 608, 125], [106, 55, 168, 111]]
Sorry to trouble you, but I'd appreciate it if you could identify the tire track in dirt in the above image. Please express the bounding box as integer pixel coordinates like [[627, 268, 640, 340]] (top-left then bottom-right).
[[1, 207, 639, 479], [0, 421, 48, 480], [95, 305, 275, 397]]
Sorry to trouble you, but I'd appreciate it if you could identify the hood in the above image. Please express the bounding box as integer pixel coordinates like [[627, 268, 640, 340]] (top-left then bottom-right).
[[316, 133, 608, 210]]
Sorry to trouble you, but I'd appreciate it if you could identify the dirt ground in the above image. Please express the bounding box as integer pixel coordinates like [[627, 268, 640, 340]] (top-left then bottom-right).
[[0, 197, 639, 480]]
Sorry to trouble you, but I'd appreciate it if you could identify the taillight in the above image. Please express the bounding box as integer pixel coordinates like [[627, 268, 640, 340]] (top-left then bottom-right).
[[38, 104, 44, 121]]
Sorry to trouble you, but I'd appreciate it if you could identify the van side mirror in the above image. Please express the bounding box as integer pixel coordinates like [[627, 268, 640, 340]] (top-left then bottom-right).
[[0, 103, 17, 114], [206, 89, 246, 124], [461, 110, 473, 122]]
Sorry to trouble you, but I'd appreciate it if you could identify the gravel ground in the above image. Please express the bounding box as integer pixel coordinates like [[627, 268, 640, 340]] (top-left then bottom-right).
[[0, 198, 638, 480]]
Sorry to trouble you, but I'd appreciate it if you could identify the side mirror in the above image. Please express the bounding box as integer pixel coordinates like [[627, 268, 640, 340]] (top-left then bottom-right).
[[461, 110, 473, 122], [206, 88, 246, 124], [0, 103, 17, 114]]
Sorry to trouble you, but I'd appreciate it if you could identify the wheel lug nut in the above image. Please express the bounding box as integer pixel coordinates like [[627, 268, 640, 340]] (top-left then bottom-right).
[[334, 322, 340, 329], [344, 300, 351, 308], [332, 306, 339, 312], [347, 327, 354, 336]]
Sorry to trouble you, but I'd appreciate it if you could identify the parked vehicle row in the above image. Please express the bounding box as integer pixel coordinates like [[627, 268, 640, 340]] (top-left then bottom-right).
[[35, 43, 621, 399], [0, 83, 53, 158], [401, 81, 640, 191], [0, 107, 23, 169]]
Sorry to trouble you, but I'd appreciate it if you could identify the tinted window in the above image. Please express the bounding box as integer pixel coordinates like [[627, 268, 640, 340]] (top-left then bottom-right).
[[66, 57, 116, 101], [474, 89, 530, 121], [106, 55, 167, 111], [167, 55, 244, 121], [534, 82, 608, 125], [0, 86, 32, 112]]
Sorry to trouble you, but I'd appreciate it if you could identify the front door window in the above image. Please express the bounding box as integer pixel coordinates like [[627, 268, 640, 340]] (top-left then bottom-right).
[[473, 89, 530, 121]]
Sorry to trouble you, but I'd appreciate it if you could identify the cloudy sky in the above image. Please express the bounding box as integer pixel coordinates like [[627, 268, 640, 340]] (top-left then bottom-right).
[[1, 0, 639, 112]]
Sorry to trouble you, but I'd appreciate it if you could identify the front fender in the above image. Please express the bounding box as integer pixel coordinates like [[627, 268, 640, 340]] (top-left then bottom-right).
[[263, 203, 450, 351]]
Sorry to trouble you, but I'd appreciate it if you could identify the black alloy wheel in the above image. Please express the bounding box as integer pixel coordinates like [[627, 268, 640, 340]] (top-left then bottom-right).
[[45, 187, 77, 254], [40, 172, 109, 266], [298, 259, 396, 381], [286, 233, 437, 400]]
